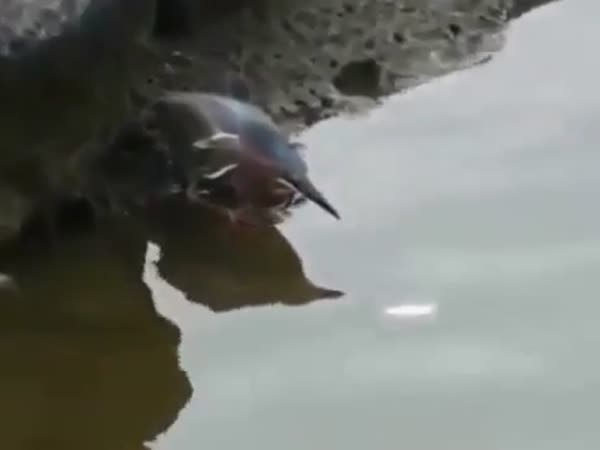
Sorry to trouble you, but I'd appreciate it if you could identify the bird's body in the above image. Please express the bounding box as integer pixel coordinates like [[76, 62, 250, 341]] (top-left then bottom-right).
[[143, 91, 338, 225]]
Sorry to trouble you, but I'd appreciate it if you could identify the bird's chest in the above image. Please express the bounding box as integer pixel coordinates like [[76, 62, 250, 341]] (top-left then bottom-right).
[[231, 159, 295, 208]]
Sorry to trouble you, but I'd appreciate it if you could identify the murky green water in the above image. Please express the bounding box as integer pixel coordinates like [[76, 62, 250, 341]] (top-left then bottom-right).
[[1, 1, 599, 449]]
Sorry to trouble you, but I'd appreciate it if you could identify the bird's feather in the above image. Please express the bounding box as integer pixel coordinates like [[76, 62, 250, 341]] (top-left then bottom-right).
[[192, 132, 240, 151], [160, 92, 309, 178]]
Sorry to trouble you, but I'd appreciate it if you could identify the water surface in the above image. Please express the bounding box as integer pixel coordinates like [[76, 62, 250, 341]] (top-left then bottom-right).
[[1, 1, 599, 449], [151, 3, 600, 448]]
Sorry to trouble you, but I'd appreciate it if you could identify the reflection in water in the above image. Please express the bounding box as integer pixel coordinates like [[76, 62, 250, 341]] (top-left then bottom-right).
[[0, 220, 190, 450], [145, 199, 344, 312], [0, 199, 342, 449]]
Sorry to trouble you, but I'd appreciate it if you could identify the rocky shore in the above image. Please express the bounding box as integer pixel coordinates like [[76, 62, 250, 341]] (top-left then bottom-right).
[[0, 0, 553, 244]]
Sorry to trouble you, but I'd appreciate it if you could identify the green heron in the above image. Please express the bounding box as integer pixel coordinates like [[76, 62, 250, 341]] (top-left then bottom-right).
[[143, 91, 340, 225]]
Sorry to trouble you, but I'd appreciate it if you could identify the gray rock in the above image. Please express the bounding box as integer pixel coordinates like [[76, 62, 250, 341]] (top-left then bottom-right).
[[0, 0, 158, 238], [142, 0, 512, 131]]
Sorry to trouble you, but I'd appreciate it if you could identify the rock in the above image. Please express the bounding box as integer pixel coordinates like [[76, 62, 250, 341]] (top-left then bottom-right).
[[142, 0, 512, 131], [510, 0, 558, 19], [0, 0, 158, 239]]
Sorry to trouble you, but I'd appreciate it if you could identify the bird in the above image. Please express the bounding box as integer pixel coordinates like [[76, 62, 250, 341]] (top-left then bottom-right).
[[0, 0, 159, 239], [141, 90, 340, 226]]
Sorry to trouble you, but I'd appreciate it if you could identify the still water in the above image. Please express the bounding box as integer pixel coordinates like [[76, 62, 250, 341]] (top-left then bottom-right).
[[1, 1, 599, 449]]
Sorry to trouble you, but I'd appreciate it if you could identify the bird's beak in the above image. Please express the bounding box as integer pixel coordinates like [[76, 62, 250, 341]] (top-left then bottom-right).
[[288, 176, 340, 220]]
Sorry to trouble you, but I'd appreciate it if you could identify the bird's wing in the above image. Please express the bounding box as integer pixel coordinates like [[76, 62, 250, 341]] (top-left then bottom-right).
[[156, 91, 245, 138], [0, 0, 91, 56], [177, 93, 311, 179]]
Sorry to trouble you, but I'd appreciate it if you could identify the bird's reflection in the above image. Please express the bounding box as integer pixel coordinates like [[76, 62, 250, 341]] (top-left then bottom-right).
[[145, 199, 344, 312], [0, 198, 342, 449]]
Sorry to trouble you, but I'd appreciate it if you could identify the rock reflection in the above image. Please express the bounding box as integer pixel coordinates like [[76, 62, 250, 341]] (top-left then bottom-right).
[[0, 219, 191, 450], [0, 198, 342, 449], [145, 199, 344, 312]]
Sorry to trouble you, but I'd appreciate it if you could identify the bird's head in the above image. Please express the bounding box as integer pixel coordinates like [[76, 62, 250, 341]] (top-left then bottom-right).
[[240, 120, 340, 220], [240, 119, 307, 175]]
